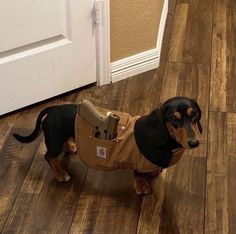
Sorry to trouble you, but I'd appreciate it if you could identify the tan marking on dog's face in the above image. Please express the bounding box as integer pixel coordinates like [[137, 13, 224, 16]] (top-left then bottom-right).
[[166, 122, 200, 149], [174, 112, 181, 120], [192, 122, 201, 136], [174, 126, 189, 148], [187, 108, 194, 117]]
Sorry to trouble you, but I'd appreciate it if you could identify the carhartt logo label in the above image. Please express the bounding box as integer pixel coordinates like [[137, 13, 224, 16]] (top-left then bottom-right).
[[96, 146, 106, 158]]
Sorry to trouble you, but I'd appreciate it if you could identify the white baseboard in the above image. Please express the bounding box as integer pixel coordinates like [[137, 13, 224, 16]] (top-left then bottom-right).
[[110, 0, 168, 83], [111, 49, 160, 82]]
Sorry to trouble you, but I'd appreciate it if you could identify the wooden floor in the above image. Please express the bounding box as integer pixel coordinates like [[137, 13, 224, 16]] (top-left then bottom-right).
[[0, 0, 235, 233]]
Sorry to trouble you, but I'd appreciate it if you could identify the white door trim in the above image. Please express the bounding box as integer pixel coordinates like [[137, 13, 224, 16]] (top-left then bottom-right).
[[156, 0, 169, 54], [95, 0, 111, 86], [97, 0, 168, 84]]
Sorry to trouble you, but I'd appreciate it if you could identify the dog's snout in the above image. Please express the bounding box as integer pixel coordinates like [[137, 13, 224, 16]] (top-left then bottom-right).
[[188, 139, 199, 148]]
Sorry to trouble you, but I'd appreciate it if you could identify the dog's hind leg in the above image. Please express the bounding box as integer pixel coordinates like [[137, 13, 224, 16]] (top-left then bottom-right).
[[45, 152, 71, 182]]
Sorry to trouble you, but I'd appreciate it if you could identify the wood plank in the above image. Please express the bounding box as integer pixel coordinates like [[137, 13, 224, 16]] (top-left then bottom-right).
[[0, 128, 42, 232], [121, 71, 163, 115], [168, 0, 177, 15], [227, 113, 236, 233], [69, 170, 141, 234], [1, 141, 51, 233], [205, 112, 229, 233], [159, 156, 206, 234], [0, 114, 18, 149], [170, 0, 213, 63], [168, 4, 189, 62], [210, 0, 227, 112], [159, 62, 182, 103], [227, 0, 236, 112], [159, 13, 175, 68], [137, 171, 166, 234]]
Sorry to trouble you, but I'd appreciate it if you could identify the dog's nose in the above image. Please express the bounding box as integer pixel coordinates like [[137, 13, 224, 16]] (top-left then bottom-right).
[[188, 139, 200, 148]]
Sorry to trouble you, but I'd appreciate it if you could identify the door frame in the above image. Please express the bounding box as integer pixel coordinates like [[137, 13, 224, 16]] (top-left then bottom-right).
[[95, 0, 111, 85], [97, 0, 168, 85]]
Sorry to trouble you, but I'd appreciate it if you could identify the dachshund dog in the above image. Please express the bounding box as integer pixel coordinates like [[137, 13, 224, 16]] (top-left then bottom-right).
[[13, 97, 202, 194]]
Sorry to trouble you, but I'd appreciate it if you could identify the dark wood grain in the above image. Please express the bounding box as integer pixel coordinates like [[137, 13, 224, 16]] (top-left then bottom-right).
[[137, 172, 166, 234], [0, 128, 42, 232], [168, 4, 189, 62], [210, 0, 227, 112], [168, 0, 213, 64], [227, 0, 236, 112], [227, 113, 236, 233], [168, 0, 177, 15], [159, 156, 206, 234], [205, 112, 229, 233]]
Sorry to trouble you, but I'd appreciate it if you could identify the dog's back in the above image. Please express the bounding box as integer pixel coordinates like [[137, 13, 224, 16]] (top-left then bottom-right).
[[13, 104, 77, 145]]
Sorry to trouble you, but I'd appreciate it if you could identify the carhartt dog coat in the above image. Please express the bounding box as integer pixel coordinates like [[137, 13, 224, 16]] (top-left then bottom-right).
[[75, 108, 184, 173]]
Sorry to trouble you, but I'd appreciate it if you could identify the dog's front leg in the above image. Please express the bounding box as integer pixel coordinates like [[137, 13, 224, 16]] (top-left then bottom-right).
[[133, 169, 162, 195], [45, 153, 71, 182]]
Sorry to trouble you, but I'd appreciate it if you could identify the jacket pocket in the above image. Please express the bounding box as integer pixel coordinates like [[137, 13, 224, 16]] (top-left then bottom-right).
[[79, 136, 119, 171]]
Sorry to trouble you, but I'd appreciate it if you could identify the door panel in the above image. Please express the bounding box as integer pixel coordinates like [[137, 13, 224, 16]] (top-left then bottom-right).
[[0, 0, 63, 52], [0, 0, 96, 115]]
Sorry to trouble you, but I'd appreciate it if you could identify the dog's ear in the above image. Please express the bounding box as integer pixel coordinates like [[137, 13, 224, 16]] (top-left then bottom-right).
[[143, 108, 169, 146], [190, 99, 203, 134]]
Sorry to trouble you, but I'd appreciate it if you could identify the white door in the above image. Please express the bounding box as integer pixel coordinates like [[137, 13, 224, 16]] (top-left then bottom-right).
[[0, 0, 97, 115]]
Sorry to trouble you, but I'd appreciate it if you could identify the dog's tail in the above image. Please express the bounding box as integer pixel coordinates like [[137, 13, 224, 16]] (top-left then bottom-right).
[[13, 107, 50, 143]]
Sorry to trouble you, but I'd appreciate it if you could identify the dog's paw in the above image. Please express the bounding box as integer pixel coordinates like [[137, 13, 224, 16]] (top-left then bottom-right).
[[134, 180, 152, 195], [54, 170, 71, 182]]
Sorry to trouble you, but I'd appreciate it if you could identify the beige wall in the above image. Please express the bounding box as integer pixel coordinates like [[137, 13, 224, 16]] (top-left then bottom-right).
[[110, 0, 164, 62]]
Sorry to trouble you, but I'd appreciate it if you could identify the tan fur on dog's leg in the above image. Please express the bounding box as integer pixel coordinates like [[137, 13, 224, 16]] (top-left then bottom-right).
[[63, 137, 77, 154], [49, 158, 71, 182]]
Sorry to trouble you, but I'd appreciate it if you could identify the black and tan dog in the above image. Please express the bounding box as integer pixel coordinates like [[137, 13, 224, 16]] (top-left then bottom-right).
[[13, 97, 202, 194]]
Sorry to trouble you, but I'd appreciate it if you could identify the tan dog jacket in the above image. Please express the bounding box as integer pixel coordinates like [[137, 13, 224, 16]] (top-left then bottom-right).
[[75, 109, 184, 173]]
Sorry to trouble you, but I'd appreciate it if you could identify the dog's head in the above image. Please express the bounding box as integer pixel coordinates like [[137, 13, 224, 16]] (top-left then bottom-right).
[[162, 97, 202, 148], [144, 97, 202, 149]]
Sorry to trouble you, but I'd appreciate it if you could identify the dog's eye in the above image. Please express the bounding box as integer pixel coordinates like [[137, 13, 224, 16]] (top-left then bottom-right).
[[171, 116, 178, 121], [191, 110, 197, 117]]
